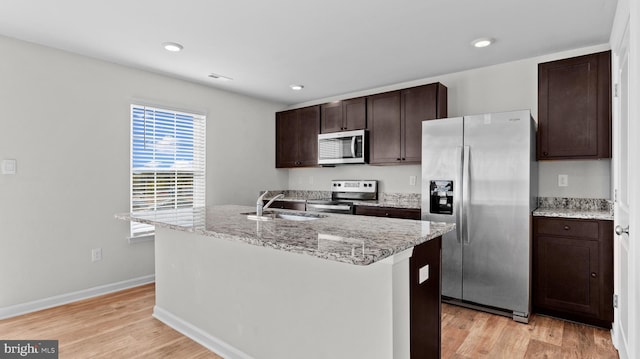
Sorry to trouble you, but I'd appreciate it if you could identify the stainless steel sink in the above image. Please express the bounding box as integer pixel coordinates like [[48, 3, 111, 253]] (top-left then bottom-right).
[[242, 211, 327, 222]]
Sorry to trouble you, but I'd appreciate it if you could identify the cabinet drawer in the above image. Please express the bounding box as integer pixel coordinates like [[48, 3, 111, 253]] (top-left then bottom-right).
[[354, 206, 421, 220], [535, 217, 599, 239]]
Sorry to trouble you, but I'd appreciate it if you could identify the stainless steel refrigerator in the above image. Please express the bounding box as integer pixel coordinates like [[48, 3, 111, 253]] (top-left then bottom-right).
[[421, 109, 537, 323]]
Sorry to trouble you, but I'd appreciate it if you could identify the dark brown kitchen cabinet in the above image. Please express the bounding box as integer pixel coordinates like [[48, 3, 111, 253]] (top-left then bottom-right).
[[320, 97, 366, 133], [410, 235, 442, 358], [276, 105, 320, 168], [533, 216, 613, 328], [537, 51, 612, 160], [354, 205, 421, 220], [262, 200, 305, 211], [367, 83, 447, 165]]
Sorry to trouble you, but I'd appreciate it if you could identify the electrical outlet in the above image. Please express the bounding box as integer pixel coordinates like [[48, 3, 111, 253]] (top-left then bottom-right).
[[1, 159, 17, 175], [558, 174, 568, 187], [91, 248, 102, 262], [409, 176, 417, 186]]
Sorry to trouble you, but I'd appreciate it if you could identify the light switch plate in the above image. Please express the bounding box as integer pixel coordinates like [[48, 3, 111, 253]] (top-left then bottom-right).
[[419, 264, 429, 284], [558, 174, 568, 187], [1, 159, 17, 175]]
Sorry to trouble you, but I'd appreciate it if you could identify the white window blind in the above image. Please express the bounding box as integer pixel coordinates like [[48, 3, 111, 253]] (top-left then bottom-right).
[[130, 105, 206, 238]]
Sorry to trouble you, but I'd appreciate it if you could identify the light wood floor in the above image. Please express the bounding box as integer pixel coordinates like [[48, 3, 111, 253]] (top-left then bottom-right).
[[0, 283, 619, 358], [441, 303, 618, 359]]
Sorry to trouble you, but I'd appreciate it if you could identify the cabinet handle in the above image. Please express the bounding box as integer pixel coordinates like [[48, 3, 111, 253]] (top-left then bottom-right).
[[402, 158, 406, 161], [563, 225, 570, 230], [591, 272, 597, 278], [543, 152, 549, 156], [397, 158, 401, 161], [385, 213, 389, 216]]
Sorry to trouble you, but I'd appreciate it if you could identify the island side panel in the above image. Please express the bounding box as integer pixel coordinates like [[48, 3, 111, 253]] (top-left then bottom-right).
[[153, 227, 412, 359], [410, 235, 442, 358]]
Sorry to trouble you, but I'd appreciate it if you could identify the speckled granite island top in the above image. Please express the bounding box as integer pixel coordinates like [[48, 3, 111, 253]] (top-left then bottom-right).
[[533, 197, 614, 221], [115, 205, 454, 266]]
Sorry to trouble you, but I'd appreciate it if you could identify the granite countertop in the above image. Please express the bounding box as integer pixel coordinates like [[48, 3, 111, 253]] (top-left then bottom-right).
[[533, 197, 614, 221], [265, 190, 422, 209], [532, 208, 613, 221], [115, 205, 454, 266]]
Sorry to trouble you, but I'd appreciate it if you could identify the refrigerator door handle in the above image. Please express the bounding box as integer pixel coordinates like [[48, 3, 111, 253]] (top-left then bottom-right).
[[456, 146, 463, 243], [462, 145, 471, 244]]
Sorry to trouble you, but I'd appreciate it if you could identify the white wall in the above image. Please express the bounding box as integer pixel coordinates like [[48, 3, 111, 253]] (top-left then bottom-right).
[[287, 44, 612, 198], [0, 35, 286, 309]]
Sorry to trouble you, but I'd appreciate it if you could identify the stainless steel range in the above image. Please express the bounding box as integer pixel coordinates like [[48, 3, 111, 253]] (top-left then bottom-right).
[[306, 180, 378, 214]]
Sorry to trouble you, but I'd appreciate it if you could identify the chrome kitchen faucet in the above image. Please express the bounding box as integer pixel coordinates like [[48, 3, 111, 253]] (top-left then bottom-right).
[[256, 191, 285, 216]]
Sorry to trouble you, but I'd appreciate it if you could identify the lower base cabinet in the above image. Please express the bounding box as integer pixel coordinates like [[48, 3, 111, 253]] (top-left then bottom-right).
[[532, 216, 613, 328], [410, 236, 442, 358]]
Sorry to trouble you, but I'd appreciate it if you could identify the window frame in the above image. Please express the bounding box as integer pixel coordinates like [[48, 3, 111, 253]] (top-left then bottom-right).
[[129, 104, 206, 241]]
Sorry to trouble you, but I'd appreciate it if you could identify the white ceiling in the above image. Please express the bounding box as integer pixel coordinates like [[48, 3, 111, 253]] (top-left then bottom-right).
[[0, 0, 618, 105]]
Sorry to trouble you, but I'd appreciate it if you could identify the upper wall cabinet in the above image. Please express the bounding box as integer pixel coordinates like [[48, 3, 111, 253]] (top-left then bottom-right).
[[537, 51, 612, 160], [320, 97, 366, 133], [367, 83, 447, 165], [276, 105, 320, 168]]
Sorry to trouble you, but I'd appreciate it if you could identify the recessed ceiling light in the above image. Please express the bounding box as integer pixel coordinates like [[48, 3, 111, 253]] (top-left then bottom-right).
[[290, 84, 304, 91], [208, 73, 233, 81], [162, 42, 183, 52], [471, 37, 494, 48]]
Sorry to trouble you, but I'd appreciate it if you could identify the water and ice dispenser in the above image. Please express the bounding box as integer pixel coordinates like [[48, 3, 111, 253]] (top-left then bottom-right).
[[429, 180, 453, 215]]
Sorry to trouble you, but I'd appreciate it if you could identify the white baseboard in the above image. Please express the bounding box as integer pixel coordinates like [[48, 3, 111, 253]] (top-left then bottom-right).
[[0, 274, 155, 320], [153, 305, 253, 359]]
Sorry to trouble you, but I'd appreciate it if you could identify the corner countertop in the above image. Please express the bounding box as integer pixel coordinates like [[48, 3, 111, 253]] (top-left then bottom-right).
[[533, 197, 614, 221], [532, 208, 614, 221], [115, 205, 454, 266]]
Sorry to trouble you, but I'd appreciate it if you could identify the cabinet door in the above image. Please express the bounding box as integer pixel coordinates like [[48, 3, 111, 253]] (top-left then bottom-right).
[[276, 106, 319, 168], [343, 97, 366, 131], [295, 105, 320, 167], [538, 51, 611, 159], [533, 217, 614, 328], [276, 110, 299, 168], [367, 91, 402, 164], [320, 102, 343, 133], [402, 84, 438, 163], [534, 235, 600, 316]]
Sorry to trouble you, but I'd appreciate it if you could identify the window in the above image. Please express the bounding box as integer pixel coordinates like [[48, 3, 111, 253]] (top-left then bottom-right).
[[130, 105, 206, 239]]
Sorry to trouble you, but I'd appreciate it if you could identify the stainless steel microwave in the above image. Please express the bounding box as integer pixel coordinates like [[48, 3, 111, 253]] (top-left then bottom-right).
[[318, 129, 368, 165]]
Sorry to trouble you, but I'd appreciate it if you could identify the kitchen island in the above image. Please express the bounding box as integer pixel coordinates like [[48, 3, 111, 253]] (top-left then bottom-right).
[[116, 205, 454, 359]]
